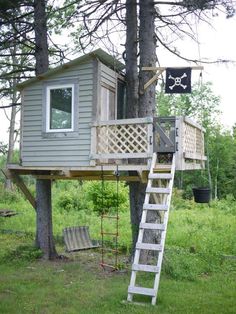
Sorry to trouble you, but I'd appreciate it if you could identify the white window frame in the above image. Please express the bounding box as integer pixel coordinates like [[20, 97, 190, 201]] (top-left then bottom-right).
[[46, 84, 75, 132]]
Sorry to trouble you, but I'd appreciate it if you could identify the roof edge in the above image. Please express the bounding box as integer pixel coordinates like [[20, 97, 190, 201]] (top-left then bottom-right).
[[17, 49, 125, 90]]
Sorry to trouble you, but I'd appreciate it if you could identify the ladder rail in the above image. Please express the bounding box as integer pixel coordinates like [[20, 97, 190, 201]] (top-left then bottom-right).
[[127, 153, 157, 302], [152, 154, 175, 305], [127, 153, 176, 305]]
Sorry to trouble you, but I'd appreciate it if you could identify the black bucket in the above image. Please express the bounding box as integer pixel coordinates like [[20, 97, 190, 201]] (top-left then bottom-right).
[[192, 187, 211, 203]]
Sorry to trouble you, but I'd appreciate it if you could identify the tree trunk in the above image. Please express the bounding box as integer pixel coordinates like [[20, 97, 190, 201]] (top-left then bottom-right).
[[125, 0, 144, 257], [36, 179, 57, 259], [139, 0, 157, 117], [34, 0, 49, 75], [125, 0, 138, 120], [33, 0, 57, 259], [138, 0, 160, 262], [129, 181, 146, 256], [125, 0, 159, 259], [205, 137, 212, 200], [5, 88, 17, 190], [214, 158, 219, 200], [5, 43, 18, 190]]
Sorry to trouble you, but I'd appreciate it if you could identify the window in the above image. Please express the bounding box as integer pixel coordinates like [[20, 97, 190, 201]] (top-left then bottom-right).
[[46, 84, 74, 132]]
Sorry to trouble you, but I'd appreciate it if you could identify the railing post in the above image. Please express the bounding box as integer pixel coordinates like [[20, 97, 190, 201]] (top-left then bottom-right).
[[147, 123, 153, 156], [90, 125, 97, 166], [175, 117, 184, 170]]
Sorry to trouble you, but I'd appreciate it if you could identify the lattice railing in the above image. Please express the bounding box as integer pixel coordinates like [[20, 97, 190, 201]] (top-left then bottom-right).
[[183, 117, 205, 159], [90, 116, 206, 169], [175, 116, 206, 170], [90, 118, 153, 160]]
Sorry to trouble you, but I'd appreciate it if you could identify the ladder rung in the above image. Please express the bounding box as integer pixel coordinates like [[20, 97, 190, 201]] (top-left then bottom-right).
[[101, 232, 118, 236], [149, 173, 172, 180], [101, 215, 119, 219], [136, 243, 162, 251], [140, 223, 165, 231], [128, 286, 156, 297], [132, 264, 160, 273], [143, 204, 168, 211], [153, 164, 172, 172], [146, 187, 170, 194], [100, 247, 119, 253]]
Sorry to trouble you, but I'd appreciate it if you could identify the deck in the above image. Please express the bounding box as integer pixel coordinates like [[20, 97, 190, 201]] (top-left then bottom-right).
[[4, 116, 206, 208], [6, 115, 206, 182]]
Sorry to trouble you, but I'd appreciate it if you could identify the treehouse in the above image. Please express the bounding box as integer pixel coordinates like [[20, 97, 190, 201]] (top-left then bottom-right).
[[5, 49, 207, 305], [7, 48, 206, 182]]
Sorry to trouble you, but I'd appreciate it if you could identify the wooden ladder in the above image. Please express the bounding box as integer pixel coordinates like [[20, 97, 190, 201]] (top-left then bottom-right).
[[127, 152, 175, 305]]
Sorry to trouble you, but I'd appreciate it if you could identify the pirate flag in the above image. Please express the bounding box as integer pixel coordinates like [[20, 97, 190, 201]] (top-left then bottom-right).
[[165, 67, 192, 94]]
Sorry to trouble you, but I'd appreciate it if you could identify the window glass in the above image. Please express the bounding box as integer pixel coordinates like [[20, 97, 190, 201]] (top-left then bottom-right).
[[49, 86, 73, 130]]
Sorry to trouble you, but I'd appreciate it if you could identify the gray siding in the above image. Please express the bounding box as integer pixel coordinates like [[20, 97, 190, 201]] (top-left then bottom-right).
[[100, 63, 117, 89], [21, 61, 95, 167]]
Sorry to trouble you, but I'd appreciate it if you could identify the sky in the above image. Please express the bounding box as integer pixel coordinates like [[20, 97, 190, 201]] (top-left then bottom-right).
[[157, 13, 236, 129], [1, 11, 236, 145]]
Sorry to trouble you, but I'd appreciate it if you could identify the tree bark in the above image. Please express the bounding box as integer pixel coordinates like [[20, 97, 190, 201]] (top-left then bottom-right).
[[125, 0, 138, 120], [138, 0, 160, 262], [125, 0, 159, 259], [36, 179, 57, 259], [33, 0, 57, 259], [5, 86, 17, 190], [5, 39, 18, 190], [125, 0, 143, 257], [34, 0, 49, 75], [139, 0, 157, 117]]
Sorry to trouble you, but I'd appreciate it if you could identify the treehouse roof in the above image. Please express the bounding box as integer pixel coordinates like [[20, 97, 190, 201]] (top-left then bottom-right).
[[17, 48, 125, 90]]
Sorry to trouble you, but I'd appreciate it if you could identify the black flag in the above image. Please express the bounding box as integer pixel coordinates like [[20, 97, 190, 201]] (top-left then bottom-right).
[[165, 67, 192, 94]]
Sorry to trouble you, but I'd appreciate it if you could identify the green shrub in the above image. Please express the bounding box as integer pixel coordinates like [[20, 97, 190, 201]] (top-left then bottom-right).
[[56, 190, 85, 212], [0, 183, 21, 203], [85, 181, 128, 215], [182, 185, 194, 200]]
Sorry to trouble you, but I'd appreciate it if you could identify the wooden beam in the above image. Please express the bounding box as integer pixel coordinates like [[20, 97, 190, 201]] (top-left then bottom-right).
[[144, 69, 165, 91], [2, 169, 36, 209], [7, 164, 149, 172], [91, 153, 153, 159], [92, 117, 153, 127], [137, 170, 148, 183], [33, 174, 141, 182], [184, 152, 207, 161]]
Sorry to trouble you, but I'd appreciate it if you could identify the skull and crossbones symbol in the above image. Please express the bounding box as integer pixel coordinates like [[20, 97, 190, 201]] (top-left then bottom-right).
[[168, 72, 187, 90]]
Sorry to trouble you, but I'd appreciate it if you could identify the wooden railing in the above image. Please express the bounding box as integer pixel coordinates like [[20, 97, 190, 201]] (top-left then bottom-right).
[[176, 116, 207, 170], [90, 117, 153, 161], [90, 116, 206, 170]]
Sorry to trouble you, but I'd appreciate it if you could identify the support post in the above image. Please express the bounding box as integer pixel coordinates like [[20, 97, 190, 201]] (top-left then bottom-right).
[[36, 179, 57, 259], [1, 169, 36, 209]]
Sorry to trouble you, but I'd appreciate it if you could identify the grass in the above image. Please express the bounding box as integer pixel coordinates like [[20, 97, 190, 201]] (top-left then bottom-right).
[[0, 184, 236, 313], [0, 249, 235, 314]]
